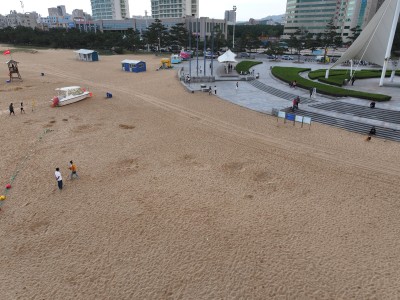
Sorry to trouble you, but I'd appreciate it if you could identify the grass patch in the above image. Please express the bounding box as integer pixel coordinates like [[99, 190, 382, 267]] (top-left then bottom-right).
[[309, 68, 399, 87], [272, 66, 391, 101], [236, 61, 263, 73]]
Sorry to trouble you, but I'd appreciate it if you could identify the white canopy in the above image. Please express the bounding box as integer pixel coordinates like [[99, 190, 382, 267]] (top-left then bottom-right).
[[331, 0, 400, 69], [121, 59, 143, 64], [74, 49, 96, 54], [218, 49, 237, 63]]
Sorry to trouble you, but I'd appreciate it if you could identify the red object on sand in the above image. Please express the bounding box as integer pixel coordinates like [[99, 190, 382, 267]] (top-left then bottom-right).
[[6, 184, 11, 189], [3, 50, 11, 55]]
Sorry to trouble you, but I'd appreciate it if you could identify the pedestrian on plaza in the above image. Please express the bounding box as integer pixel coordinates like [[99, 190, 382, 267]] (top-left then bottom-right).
[[9, 103, 15, 115], [310, 87, 313, 98], [292, 96, 300, 111], [351, 77, 356, 85], [369, 126, 376, 135], [68, 160, 79, 180], [369, 101, 376, 109], [236, 81, 239, 90], [55, 168, 63, 190]]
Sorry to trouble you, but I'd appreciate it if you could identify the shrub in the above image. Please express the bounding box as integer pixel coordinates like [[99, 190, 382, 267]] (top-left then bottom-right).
[[236, 61, 263, 73]]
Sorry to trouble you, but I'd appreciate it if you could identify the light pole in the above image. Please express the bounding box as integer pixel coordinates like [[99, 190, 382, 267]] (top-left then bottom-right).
[[232, 5, 237, 50], [158, 37, 161, 53]]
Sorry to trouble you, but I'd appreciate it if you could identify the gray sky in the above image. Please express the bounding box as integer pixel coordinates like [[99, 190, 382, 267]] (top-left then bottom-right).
[[1, 0, 286, 21]]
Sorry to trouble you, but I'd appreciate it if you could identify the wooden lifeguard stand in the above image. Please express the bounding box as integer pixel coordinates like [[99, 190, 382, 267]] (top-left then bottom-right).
[[6, 60, 22, 81]]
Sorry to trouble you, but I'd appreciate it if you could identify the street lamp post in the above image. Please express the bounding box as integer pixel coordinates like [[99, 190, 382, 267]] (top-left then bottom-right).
[[158, 37, 161, 53], [232, 6, 237, 50]]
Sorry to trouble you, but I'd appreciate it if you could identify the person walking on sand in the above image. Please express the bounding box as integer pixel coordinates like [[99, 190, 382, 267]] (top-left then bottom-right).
[[68, 160, 79, 180], [20, 102, 25, 114], [208, 86, 212, 95], [55, 168, 63, 190], [214, 86, 217, 95], [9, 103, 15, 115]]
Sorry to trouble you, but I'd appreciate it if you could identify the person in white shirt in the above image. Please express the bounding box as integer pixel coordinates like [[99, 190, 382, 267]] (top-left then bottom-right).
[[55, 168, 63, 190]]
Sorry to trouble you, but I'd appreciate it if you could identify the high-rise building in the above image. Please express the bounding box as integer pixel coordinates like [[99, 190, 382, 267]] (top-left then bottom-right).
[[283, 0, 382, 41], [90, 0, 130, 20], [151, 0, 199, 19]]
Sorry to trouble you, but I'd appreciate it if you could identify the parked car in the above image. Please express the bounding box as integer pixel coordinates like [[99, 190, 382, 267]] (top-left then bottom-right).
[[239, 52, 250, 58], [281, 55, 294, 60], [266, 54, 277, 59], [205, 51, 218, 59]]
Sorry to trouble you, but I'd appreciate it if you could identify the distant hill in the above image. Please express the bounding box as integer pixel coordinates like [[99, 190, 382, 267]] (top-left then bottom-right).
[[237, 14, 285, 25], [260, 14, 285, 22]]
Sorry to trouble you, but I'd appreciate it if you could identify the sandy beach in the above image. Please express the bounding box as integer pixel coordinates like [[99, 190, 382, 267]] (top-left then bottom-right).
[[1, 48, 400, 299]]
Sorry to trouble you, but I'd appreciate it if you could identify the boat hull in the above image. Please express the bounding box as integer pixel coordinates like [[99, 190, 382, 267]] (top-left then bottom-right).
[[57, 92, 91, 106]]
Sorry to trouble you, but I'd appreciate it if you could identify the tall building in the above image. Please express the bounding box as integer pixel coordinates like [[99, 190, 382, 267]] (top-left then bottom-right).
[[151, 0, 199, 19], [90, 0, 130, 20], [283, 0, 382, 41]]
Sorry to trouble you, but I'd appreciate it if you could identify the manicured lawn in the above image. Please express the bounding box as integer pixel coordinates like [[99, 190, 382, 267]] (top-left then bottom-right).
[[272, 67, 391, 101], [309, 68, 400, 87]]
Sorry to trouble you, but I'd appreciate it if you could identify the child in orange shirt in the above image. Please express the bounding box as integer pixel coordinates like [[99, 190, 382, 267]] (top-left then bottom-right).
[[68, 160, 79, 179]]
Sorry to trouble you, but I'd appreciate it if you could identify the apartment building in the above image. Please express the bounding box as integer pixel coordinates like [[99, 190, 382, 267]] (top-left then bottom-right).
[[90, 0, 130, 20], [151, 0, 199, 19]]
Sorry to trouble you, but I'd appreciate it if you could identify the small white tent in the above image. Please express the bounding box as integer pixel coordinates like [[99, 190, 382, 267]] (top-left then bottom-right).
[[218, 49, 237, 63]]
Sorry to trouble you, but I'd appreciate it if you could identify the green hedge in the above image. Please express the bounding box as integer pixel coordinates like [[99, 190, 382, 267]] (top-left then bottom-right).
[[272, 67, 391, 101], [236, 61, 263, 73]]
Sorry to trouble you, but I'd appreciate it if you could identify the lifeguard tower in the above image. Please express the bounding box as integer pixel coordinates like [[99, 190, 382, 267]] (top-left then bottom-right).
[[6, 60, 22, 81]]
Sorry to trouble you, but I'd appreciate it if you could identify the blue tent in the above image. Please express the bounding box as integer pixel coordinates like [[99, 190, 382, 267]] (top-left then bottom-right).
[[74, 49, 99, 62], [121, 59, 146, 73]]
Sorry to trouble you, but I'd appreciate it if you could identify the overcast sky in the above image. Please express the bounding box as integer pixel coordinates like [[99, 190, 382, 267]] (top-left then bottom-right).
[[1, 0, 286, 21]]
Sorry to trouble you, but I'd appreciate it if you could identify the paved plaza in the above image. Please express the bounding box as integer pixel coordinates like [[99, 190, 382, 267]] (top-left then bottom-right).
[[181, 58, 400, 141]]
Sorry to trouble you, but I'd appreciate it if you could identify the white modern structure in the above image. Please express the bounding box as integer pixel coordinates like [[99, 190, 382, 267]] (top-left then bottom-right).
[[90, 0, 130, 20], [329, 0, 400, 86], [151, 0, 199, 18]]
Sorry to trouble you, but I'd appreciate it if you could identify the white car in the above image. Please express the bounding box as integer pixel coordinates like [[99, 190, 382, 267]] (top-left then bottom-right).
[[281, 55, 294, 60]]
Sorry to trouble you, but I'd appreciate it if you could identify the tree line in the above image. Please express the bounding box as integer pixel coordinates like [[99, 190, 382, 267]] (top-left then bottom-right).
[[0, 20, 283, 53], [1, 18, 400, 56]]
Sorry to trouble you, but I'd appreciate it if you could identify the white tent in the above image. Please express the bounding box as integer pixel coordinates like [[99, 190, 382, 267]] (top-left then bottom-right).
[[218, 49, 237, 63], [329, 0, 400, 86]]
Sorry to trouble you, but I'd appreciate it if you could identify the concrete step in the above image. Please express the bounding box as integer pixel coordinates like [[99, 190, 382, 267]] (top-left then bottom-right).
[[289, 109, 400, 142], [309, 102, 400, 124], [248, 80, 317, 104]]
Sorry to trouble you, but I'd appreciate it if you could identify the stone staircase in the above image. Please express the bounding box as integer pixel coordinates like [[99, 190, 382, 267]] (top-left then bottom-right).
[[309, 102, 400, 124], [248, 80, 317, 105], [292, 109, 400, 142], [248, 79, 400, 141]]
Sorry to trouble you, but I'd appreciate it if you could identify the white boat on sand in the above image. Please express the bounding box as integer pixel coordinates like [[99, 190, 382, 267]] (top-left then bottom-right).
[[52, 86, 92, 107]]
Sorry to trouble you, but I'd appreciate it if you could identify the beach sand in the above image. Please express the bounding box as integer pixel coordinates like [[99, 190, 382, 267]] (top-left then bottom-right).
[[1, 48, 400, 299]]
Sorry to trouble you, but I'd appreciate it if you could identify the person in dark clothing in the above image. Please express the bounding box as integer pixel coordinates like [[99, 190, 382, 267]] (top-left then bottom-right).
[[369, 101, 376, 108], [20, 102, 25, 114], [369, 126, 376, 135], [351, 77, 356, 85], [310, 87, 313, 98], [9, 103, 15, 115]]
